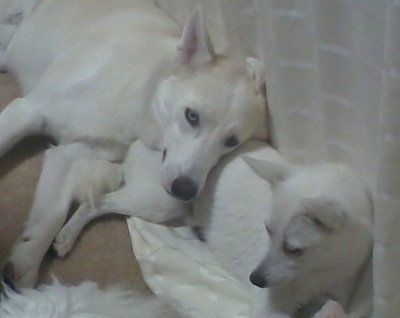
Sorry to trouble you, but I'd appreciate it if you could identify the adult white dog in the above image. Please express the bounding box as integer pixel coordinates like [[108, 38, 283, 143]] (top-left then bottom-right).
[[0, 0, 268, 288]]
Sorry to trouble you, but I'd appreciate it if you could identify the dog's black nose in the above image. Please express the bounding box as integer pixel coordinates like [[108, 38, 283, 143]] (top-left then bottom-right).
[[249, 271, 267, 288], [170, 176, 198, 201]]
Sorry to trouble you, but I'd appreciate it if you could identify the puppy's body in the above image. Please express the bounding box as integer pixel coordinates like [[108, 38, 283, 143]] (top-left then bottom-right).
[[1, 0, 268, 287], [55, 140, 373, 317]]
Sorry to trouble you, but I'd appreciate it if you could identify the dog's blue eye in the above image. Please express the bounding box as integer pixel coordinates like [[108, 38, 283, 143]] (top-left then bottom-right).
[[225, 135, 239, 148], [185, 108, 199, 127]]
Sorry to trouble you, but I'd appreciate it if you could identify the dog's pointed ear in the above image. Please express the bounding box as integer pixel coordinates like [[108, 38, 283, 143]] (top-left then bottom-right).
[[177, 6, 215, 66], [242, 156, 291, 185], [302, 197, 347, 231], [246, 58, 267, 97]]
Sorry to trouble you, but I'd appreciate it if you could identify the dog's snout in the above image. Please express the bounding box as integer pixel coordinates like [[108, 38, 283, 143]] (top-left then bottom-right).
[[170, 176, 198, 201], [249, 271, 267, 288]]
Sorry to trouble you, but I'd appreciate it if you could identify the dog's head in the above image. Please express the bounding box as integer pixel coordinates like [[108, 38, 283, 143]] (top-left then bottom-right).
[[243, 157, 373, 289], [153, 8, 268, 201]]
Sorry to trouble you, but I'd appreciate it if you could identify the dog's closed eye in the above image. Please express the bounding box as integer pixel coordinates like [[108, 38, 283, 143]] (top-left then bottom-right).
[[283, 241, 304, 257]]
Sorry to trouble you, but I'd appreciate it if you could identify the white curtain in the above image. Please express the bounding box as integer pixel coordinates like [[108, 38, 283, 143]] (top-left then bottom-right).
[[152, 0, 400, 316]]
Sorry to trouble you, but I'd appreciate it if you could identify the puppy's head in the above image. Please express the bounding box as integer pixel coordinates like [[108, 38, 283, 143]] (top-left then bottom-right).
[[153, 8, 269, 201], [244, 158, 373, 289]]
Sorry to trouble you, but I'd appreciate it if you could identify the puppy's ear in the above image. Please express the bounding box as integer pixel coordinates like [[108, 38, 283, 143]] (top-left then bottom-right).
[[302, 197, 347, 231], [242, 156, 291, 185], [246, 58, 267, 97], [177, 7, 215, 66]]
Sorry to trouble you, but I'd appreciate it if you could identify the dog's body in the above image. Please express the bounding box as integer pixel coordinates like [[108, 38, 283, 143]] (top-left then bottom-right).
[[1, 0, 268, 287], [53, 139, 373, 317]]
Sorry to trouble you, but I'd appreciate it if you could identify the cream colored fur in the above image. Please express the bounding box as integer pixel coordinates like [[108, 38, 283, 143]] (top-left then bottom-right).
[[0, 0, 268, 288]]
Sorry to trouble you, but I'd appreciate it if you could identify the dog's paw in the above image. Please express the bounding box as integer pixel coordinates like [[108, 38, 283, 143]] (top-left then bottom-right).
[[53, 228, 77, 258], [312, 300, 346, 318], [2, 258, 39, 289], [4, 236, 48, 289]]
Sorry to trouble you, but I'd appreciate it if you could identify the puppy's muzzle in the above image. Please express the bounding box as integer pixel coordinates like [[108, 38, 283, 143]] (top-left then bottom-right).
[[170, 176, 198, 201]]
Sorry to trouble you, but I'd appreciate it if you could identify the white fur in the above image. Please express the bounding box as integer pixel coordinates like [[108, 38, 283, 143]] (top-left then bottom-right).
[[48, 140, 373, 317], [1, 0, 269, 288], [0, 279, 177, 318], [0, 280, 346, 318], [0, 0, 36, 70], [244, 157, 373, 316]]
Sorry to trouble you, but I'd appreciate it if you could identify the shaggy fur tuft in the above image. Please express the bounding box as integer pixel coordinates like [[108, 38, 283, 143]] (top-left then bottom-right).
[[0, 278, 176, 318]]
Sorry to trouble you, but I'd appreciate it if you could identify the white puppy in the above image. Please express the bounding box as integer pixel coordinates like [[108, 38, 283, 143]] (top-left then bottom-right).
[[190, 142, 373, 317], [1, 0, 268, 287], [51, 140, 373, 317], [241, 155, 373, 317]]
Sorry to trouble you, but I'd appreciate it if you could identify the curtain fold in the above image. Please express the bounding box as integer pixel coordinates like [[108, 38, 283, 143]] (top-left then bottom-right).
[[373, 2, 400, 316], [155, 0, 400, 316]]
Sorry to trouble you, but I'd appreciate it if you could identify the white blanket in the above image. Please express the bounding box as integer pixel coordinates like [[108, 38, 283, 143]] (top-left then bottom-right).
[[128, 217, 252, 318]]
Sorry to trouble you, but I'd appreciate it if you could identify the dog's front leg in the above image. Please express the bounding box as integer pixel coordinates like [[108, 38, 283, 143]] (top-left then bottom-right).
[[53, 202, 105, 258], [0, 98, 44, 157], [3, 143, 97, 288], [53, 184, 191, 258], [95, 183, 191, 224], [53, 159, 123, 258]]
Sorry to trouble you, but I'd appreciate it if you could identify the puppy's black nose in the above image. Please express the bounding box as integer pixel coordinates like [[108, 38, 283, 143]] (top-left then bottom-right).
[[170, 176, 198, 201], [249, 271, 267, 288]]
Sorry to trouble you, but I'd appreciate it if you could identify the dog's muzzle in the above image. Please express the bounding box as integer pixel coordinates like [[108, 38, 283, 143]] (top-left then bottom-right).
[[170, 176, 198, 201]]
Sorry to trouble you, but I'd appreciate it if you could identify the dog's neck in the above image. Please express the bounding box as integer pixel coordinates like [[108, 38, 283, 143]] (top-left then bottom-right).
[[135, 53, 181, 150], [266, 269, 362, 315]]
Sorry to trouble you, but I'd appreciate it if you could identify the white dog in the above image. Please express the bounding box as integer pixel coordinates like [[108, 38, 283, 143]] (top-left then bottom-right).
[[49, 140, 373, 317], [192, 141, 373, 317], [1, 0, 269, 287], [241, 155, 373, 317]]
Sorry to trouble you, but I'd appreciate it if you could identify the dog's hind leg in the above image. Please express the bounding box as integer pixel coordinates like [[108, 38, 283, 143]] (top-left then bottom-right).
[[3, 143, 98, 288], [0, 98, 44, 157]]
